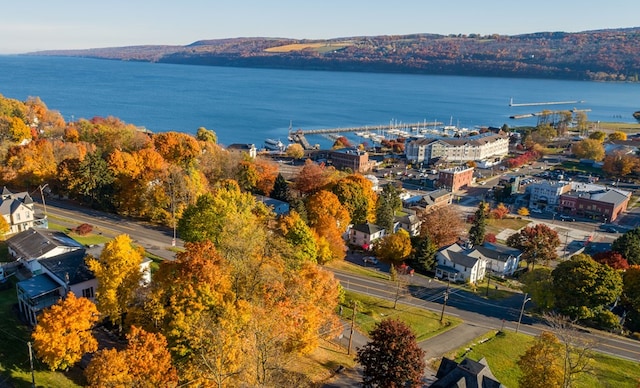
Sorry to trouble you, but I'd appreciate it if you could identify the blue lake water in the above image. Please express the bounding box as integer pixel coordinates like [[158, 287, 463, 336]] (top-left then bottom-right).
[[0, 55, 638, 148]]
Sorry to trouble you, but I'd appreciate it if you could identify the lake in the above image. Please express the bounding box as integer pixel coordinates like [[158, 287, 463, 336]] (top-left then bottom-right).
[[0, 55, 638, 148]]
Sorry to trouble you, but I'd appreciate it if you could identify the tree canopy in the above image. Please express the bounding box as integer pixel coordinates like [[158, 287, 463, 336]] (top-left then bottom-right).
[[507, 223, 560, 269]]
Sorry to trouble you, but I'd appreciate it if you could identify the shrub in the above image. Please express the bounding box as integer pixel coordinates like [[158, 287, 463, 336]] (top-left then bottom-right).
[[73, 223, 93, 236]]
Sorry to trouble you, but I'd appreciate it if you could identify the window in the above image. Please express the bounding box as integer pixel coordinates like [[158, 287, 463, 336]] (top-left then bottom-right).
[[82, 287, 94, 299]]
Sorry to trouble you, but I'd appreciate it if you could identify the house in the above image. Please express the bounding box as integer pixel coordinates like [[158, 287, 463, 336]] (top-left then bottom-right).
[[348, 222, 385, 250], [430, 357, 504, 387], [16, 247, 99, 326], [435, 243, 487, 283], [6, 228, 85, 275], [394, 211, 422, 237], [469, 242, 522, 277], [0, 187, 47, 235], [403, 189, 453, 213], [255, 195, 290, 216], [226, 143, 257, 158]]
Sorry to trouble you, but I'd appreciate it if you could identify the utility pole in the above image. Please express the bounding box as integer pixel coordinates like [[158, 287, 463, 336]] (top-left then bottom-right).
[[38, 183, 49, 218], [347, 300, 357, 355], [485, 273, 491, 297], [28, 341, 36, 388], [393, 277, 402, 309], [439, 279, 450, 324]]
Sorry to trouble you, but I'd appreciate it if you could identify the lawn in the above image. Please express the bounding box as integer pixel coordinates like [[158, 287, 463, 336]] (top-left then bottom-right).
[[46, 221, 111, 246], [324, 260, 391, 281], [485, 217, 530, 239], [444, 330, 640, 388], [340, 290, 462, 342], [0, 281, 81, 387]]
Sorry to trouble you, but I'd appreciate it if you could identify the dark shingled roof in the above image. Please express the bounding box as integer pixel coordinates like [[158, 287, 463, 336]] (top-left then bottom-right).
[[39, 249, 94, 286], [431, 357, 504, 388], [351, 222, 384, 234], [7, 228, 84, 261]]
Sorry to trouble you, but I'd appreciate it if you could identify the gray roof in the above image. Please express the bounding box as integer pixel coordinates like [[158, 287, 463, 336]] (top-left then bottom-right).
[[351, 222, 384, 235], [563, 188, 630, 207], [0, 188, 33, 217], [448, 250, 481, 268], [39, 249, 94, 286], [474, 243, 521, 262], [7, 228, 84, 261], [431, 357, 504, 388]]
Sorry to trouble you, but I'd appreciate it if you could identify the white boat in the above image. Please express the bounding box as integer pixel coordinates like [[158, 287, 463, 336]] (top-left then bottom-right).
[[264, 138, 285, 151]]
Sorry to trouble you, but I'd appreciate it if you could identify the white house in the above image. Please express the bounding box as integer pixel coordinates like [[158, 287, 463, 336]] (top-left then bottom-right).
[[348, 222, 386, 250], [435, 243, 487, 283], [468, 243, 522, 277], [394, 210, 422, 237], [0, 187, 46, 235]]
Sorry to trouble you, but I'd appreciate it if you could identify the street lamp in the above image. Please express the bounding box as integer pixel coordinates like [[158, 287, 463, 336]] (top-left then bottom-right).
[[38, 184, 49, 218], [516, 293, 532, 334]]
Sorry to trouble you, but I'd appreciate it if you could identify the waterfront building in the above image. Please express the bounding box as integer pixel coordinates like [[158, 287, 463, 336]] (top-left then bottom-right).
[[405, 132, 509, 164]]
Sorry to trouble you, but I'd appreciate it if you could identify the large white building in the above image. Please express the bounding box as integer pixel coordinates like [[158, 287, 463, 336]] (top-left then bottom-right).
[[405, 132, 509, 164]]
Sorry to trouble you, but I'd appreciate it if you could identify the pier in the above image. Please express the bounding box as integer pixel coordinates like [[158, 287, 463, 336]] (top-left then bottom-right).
[[509, 108, 592, 120], [292, 121, 442, 136], [509, 98, 585, 107]]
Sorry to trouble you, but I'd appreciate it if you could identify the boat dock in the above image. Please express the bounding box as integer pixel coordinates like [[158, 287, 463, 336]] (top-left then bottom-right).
[[509, 98, 585, 107], [289, 121, 443, 150]]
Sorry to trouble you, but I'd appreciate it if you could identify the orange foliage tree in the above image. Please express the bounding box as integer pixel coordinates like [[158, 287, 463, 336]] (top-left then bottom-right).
[[32, 293, 99, 371], [419, 206, 465, 248], [306, 190, 350, 262], [85, 326, 178, 388]]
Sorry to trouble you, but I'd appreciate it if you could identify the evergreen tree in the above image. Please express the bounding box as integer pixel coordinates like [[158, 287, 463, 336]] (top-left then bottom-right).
[[409, 235, 437, 273], [469, 201, 488, 246], [376, 183, 402, 232], [270, 173, 290, 202]]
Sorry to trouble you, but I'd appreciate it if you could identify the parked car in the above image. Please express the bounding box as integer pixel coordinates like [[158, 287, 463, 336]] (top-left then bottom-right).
[[559, 215, 575, 222], [530, 208, 542, 214], [363, 256, 379, 265]]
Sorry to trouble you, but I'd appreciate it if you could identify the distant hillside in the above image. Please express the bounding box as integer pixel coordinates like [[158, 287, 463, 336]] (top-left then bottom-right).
[[29, 28, 640, 81]]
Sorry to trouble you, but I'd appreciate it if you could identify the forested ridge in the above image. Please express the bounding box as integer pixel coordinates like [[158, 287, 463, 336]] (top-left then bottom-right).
[[30, 28, 640, 81]]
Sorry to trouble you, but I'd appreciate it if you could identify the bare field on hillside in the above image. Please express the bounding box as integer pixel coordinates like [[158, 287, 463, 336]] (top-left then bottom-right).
[[265, 42, 353, 53]]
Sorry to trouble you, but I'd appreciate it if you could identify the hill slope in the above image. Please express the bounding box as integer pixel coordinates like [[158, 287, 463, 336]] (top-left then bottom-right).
[[29, 28, 640, 81]]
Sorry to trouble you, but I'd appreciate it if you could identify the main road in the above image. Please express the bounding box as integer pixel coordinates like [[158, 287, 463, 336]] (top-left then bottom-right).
[[37, 198, 640, 362]]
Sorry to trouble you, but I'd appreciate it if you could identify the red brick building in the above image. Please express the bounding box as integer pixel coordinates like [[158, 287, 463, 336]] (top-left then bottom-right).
[[558, 188, 630, 222], [437, 167, 474, 192]]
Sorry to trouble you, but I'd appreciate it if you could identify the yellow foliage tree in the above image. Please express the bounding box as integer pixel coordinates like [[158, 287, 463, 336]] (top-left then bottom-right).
[[518, 207, 530, 217], [375, 229, 412, 264], [0, 215, 9, 235], [517, 331, 564, 388], [87, 234, 143, 331], [32, 292, 99, 371]]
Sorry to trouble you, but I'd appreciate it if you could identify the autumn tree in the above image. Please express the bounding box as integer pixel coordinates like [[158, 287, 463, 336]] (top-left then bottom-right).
[[588, 130, 606, 142], [196, 126, 217, 143], [87, 234, 143, 332], [419, 206, 465, 248], [294, 159, 336, 195], [375, 183, 402, 232], [357, 318, 426, 387], [278, 210, 318, 264], [32, 292, 99, 371], [153, 131, 201, 168], [330, 174, 377, 225], [592, 250, 629, 270], [468, 201, 488, 246], [612, 226, 640, 265], [572, 139, 605, 161], [286, 143, 304, 159], [0, 215, 9, 235], [609, 131, 627, 141], [517, 207, 530, 216], [517, 331, 564, 388], [375, 229, 412, 264], [491, 203, 509, 219], [306, 190, 350, 262], [552, 254, 623, 325], [623, 266, 640, 331], [507, 223, 560, 269], [602, 152, 638, 177], [85, 326, 178, 388]]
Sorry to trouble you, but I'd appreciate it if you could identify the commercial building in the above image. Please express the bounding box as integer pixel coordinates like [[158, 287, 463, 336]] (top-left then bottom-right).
[[437, 167, 474, 192], [559, 188, 631, 222], [405, 132, 509, 164]]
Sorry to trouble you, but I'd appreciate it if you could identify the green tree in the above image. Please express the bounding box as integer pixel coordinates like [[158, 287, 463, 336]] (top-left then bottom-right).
[[357, 318, 425, 388], [521, 267, 555, 310], [409, 234, 437, 273], [330, 174, 376, 225], [279, 211, 318, 264], [76, 151, 115, 209], [270, 173, 290, 202], [551, 254, 623, 321], [572, 139, 605, 161], [517, 331, 564, 388], [612, 226, 640, 265], [375, 183, 402, 232], [87, 234, 143, 332], [469, 201, 488, 246], [507, 223, 560, 269]]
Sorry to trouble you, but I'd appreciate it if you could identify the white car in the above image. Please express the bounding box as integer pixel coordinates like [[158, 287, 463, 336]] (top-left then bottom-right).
[[363, 256, 379, 265]]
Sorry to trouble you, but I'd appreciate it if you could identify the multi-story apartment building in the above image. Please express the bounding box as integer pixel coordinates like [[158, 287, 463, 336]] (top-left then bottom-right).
[[405, 132, 509, 164]]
